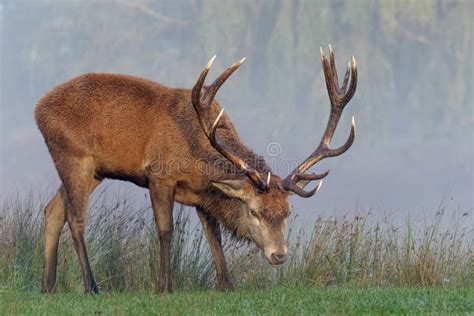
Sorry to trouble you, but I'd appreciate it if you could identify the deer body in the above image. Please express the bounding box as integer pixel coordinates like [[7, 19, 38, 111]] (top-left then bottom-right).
[[36, 73, 248, 199], [36, 47, 358, 293]]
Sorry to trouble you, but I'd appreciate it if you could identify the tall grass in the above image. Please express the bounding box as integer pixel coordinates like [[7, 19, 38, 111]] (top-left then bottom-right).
[[0, 189, 472, 293]]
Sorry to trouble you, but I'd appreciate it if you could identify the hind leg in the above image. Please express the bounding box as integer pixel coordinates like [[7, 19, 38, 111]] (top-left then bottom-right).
[[42, 186, 67, 293], [57, 157, 101, 293]]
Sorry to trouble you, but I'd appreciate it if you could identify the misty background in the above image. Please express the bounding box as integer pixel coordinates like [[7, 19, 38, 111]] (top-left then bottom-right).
[[1, 0, 472, 225]]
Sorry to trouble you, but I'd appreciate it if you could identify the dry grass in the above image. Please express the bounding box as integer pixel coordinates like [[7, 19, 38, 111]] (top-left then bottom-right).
[[0, 189, 472, 293]]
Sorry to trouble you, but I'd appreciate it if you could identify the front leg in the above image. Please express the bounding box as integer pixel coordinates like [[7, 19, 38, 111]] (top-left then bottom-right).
[[196, 207, 233, 291], [149, 181, 175, 293]]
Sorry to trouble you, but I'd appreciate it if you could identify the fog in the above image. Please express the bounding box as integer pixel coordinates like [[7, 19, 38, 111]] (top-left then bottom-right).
[[1, 0, 472, 225]]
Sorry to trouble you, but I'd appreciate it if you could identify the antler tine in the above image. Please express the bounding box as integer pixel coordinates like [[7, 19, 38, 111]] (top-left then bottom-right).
[[340, 62, 351, 94], [329, 44, 354, 95], [320, 47, 337, 102], [282, 45, 358, 198], [293, 170, 329, 182], [326, 116, 356, 157], [266, 172, 271, 187], [328, 44, 339, 88], [342, 56, 357, 106], [192, 56, 267, 192], [285, 180, 323, 198], [191, 55, 216, 135], [192, 55, 216, 107], [204, 57, 246, 105]]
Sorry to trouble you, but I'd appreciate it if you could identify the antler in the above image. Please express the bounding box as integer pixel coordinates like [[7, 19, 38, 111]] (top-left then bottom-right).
[[192, 56, 267, 191], [282, 45, 358, 197]]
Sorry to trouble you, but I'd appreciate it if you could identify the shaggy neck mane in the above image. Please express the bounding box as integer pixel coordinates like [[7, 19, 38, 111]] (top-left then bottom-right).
[[199, 190, 249, 240]]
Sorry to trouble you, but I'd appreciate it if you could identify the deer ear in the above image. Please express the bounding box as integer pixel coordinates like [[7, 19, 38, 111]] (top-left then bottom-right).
[[210, 179, 247, 200]]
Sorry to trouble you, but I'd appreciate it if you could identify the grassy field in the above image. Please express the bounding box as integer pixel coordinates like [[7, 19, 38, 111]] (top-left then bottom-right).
[[2, 285, 473, 315], [1, 190, 473, 314]]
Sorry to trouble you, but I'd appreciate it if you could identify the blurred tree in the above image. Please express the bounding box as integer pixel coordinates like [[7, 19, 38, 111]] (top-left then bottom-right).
[[2, 0, 472, 153]]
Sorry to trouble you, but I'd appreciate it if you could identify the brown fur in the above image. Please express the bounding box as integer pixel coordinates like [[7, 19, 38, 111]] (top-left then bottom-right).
[[35, 73, 290, 293]]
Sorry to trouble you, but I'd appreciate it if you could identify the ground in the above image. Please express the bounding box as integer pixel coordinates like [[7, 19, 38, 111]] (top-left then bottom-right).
[[1, 285, 472, 315]]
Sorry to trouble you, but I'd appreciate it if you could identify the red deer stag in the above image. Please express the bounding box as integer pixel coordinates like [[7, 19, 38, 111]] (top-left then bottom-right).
[[35, 45, 357, 293]]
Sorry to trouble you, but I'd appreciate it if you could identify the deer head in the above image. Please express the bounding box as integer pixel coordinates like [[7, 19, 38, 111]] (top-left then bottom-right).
[[192, 45, 358, 265]]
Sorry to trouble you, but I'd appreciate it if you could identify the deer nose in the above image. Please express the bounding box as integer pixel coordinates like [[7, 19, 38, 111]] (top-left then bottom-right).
[[271, 253, 287, 265]]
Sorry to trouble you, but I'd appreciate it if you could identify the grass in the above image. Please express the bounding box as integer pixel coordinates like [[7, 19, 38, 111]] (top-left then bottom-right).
[[0, 188, 473, 314], [1, 285, 473, 315]]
